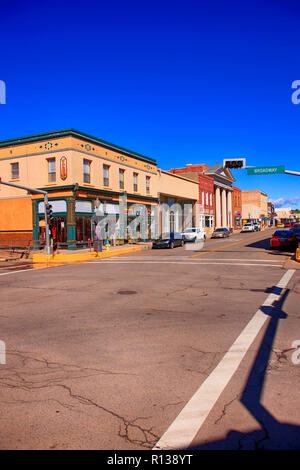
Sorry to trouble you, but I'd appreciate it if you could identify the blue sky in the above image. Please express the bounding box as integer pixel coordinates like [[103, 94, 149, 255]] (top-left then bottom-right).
[[0, 0, 299, 208]]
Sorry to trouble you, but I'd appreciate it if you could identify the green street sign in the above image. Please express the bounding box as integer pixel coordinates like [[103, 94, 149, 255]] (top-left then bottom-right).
[[247, 165, 285, 175]]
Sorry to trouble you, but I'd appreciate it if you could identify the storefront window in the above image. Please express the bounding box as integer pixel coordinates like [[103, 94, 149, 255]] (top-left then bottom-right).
[[76, 216, 92, 245]]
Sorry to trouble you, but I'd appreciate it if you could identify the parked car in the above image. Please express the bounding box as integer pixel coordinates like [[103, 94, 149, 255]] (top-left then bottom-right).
[[241, 223, 255, 232], [284, 223, 291, 228], [182, 227, 206, 242], [152, 232, 184, 249], [292, 223, 300, 229], [291, 227, 300, 243], [253, 222, 261, 231], [270, 230, 296, 250], [211, 228, 230, 238]]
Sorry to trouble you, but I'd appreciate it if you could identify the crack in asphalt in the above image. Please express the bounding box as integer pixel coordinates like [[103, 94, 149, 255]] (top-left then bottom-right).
[[0, 350, 158, 449], [214, 394, 240, 425]]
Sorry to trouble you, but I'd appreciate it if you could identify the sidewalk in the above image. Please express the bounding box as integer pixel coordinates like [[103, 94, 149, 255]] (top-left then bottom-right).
[[32, 242, 153, 265]]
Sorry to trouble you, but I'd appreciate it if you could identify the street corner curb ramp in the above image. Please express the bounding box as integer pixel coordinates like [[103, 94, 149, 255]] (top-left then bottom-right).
[[32, 245, 149, 266]]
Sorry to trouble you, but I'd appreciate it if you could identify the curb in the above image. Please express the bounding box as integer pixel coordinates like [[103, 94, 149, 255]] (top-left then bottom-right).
[[32, 245, 149, 265]]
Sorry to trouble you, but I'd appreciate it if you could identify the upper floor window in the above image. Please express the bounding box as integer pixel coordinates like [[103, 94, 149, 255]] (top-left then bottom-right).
[[48, 158, 56, 182], [119, 169, 125, 189], [146, 176, 150, 194], [209, 193, 212, 206], [133, 172, 138, 192], [83, 159, 91, 184], [11, 162, 19, 180], [103, 164, 110, 187], [202, 190, 204, 205], [206, 192, 209, 205]]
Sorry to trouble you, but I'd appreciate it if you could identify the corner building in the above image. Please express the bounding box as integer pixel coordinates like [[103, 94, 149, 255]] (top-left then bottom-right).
[[0, 129, 198, 248]]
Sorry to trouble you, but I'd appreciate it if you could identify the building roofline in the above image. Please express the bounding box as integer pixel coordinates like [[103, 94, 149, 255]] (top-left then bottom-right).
[[0, 128, 157, 165], [159, 169, 199, 184]]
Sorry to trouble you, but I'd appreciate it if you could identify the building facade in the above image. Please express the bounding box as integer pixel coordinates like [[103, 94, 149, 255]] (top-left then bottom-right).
[[231, 186, 242, 229], [169, 163, 235, 233], [0, 129, 198, 248], [241, 190, 268, 227], [169, 164, 215, 235]]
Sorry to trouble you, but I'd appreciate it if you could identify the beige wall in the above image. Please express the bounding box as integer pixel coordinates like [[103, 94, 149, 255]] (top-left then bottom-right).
[[0, 135, 158, 200], [157, 170, 198, 201], [276, 207, 292, 219], [242, 190, 268, 219]]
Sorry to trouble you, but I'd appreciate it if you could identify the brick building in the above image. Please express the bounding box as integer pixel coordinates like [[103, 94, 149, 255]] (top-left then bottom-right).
[[169, 164, 215, 235], [231, 186, 242, 229]]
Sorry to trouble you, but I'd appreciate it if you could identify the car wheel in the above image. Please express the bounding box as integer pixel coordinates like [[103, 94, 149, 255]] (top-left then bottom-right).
[[169, 241, 174, 249], [181, 239, 184, 247]]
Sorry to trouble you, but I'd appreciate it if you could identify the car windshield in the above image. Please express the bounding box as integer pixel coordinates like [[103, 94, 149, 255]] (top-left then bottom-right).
[[244, 224, 252, 226], [273, 230, 292, 237], [215, 228, 226, 232], [184, 229, 196, 233]]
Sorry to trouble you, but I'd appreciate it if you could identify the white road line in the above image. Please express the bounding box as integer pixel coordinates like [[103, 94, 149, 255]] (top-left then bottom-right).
[[95, 257, 282, 263], [0, 268, 38, 276], [152, 269, 295, 450], [91, 261, 282, 267]]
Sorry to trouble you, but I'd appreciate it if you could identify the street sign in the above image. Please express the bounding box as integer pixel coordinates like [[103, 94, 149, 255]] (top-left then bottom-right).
[[247, 165, 285, 175]]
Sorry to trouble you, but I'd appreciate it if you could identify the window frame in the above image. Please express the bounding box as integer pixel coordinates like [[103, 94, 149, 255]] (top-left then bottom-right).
[[133, 172, 138, 192], [11, 162, 19, 180], [47, 158, 56, 183], [83, 159, 91, 184], [119, 168, 125, 190], [103, 164, 110, 187]]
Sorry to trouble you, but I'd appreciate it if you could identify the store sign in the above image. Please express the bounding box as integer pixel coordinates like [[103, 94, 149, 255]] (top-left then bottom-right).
[[75, 201, 92, 213], [38, 200, 67, 213], [60, 156, 67, 180]]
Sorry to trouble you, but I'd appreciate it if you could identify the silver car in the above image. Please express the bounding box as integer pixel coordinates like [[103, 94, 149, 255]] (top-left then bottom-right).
[[211, 228, 230, 238]]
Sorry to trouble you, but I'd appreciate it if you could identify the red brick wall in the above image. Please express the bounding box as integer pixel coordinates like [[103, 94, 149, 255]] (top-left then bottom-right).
[[0, 231, 33, 247], [232, 186, 242, 228]]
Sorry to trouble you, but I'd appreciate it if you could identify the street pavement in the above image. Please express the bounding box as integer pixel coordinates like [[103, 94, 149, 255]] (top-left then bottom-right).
[[0, 228, 299, 450]]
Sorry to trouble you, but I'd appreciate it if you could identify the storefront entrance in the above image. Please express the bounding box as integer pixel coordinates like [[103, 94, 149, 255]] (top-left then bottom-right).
[[39, 216, 67, 248], [76, 215, 92, 247]]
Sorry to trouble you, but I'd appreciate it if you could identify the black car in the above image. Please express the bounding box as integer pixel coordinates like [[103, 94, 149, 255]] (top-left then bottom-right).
[[152, 232, 184, 249]]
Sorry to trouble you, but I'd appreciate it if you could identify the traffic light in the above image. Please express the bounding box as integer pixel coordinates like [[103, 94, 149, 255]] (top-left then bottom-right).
[[223, 158, 246, 169], [45, 203, 54, 224]]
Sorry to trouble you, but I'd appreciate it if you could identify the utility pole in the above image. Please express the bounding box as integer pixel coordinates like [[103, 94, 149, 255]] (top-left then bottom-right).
[[0, 178, 51, 255]]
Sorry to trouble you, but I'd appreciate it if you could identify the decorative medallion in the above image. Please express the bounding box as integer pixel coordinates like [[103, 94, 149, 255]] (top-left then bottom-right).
[[45, 142, 52, 149], [60, 156, 67, 181], [85, 144, 91, 151]]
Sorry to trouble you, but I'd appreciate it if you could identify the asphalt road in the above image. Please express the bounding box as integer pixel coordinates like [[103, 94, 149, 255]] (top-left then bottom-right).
[[0, 228, 299, 450]]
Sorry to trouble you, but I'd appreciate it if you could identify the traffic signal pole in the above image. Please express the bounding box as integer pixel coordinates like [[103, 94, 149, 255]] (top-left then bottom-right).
[[0, 179, 51, 255]]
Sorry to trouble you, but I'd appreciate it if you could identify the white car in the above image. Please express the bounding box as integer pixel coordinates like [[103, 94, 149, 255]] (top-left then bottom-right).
[[182, 227, 206, 242], [241, 223, 255, 232]]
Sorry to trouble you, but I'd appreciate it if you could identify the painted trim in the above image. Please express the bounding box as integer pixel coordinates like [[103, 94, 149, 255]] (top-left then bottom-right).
[[0, 128, 157, 165]]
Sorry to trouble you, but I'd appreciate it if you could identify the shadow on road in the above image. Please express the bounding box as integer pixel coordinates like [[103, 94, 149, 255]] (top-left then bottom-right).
[[245, 237, 296, 257], [188, 288, 300, 450]]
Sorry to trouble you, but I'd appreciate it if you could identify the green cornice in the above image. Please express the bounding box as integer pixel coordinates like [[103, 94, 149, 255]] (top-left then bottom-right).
[[37, 184, 159, 203], [0, 128, 157, 165]]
